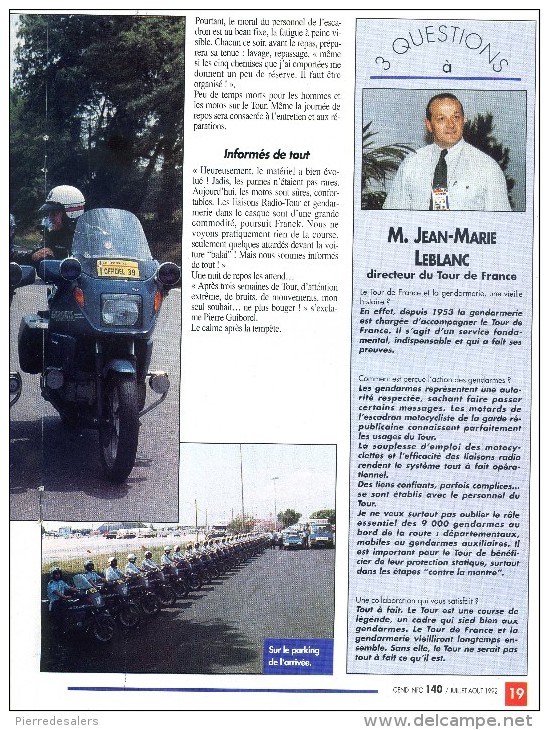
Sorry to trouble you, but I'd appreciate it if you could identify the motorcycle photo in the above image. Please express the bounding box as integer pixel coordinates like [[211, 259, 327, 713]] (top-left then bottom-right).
[[17, 208, 181, 483]]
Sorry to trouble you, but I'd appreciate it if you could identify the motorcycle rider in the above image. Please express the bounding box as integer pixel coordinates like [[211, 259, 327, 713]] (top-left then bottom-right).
[[142, 550, 160, 571], [161, 546, 175, 568], [46, 567, 79, 629], [105, 557, 125, 583], [83, 560, 105, 587], [125, 554, 143, 576], [172, 545, 185, 564], [30, 185, 85, 264]]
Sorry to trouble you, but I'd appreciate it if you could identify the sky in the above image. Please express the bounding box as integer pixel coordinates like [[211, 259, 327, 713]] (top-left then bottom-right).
[[179, 443, 336, 526]]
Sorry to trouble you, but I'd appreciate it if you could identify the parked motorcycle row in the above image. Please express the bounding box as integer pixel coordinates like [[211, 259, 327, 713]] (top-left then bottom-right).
[[11, 208, 181, 483], [45, 534, 271, 644]]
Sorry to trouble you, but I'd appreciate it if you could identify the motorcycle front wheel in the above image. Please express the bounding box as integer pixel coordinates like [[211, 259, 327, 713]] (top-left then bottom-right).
[[118, 601, 141, 629], [173, 577, 190, 599], [156, 585, 177, 607], [188, 572, 202, 591], [92, 614, 117, 643], [140, 592, 161, 616], [99, 373, 140, 483]]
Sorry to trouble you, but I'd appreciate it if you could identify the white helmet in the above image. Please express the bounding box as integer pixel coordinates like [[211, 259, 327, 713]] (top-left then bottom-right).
[[128, 553, 137, 561], [40, 185, 85, 220], [164, 546, 171, 552]]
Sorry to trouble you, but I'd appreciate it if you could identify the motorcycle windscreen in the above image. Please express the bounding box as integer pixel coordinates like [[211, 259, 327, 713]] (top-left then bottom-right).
[[72, 208, 157, 280]]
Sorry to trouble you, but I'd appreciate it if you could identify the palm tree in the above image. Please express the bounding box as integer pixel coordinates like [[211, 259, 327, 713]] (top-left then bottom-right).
[[361, 121, 414, 209], [464, 113, 515, 209]]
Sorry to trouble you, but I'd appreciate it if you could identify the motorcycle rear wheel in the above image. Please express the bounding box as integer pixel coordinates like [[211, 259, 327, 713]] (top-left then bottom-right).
[[92, 614, 117, 643], [99, 373, 140, 483]]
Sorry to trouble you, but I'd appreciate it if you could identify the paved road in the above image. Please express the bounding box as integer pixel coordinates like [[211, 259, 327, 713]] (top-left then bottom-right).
[[10, 282, 181, 522], [41, 546, 335, 675]]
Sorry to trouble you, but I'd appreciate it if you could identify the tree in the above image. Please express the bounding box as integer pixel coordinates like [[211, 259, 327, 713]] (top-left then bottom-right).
[[277, 509, 302, 529], [463, 113, 515, 209], [361, 121, 414, 209], [227, 514, 256, 534], [11, 14, 185, 257], [310, 509, 336, 526]]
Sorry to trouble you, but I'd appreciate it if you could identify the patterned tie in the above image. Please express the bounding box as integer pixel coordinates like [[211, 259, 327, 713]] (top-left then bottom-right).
[[433, 149, 448, 187], [429, 149, 448, 209]]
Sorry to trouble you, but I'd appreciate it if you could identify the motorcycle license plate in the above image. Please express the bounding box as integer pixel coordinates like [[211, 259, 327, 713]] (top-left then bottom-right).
[[97, 260, 140, 278]]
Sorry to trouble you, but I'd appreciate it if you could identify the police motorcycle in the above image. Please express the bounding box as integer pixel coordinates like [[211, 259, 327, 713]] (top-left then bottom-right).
[[17, 208, 181, 482], [205, 541, 226, 577], [56, 573, 117, 643], [176, 551, 204, 592], [161, 555, 191, 598], [10, 262, 36, 407], [100, 579, 141, 629], [219, 539, 238, 571], [188, 544, 215, 585], [144, 567, 177, 607], [125, 572, 162, 617]]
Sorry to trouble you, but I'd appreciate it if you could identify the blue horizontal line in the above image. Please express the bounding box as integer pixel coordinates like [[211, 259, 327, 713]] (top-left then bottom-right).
[[68, 687, 379, 694], [369, 76, 522, 81]]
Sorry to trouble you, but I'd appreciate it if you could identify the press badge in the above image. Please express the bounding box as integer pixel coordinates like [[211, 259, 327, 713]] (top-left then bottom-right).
[[431, 187, 449, 210]]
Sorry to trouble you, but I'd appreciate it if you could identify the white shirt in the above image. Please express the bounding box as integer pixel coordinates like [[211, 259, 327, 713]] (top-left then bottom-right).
[[47, 579, 71, 608], [383, 140, 511, 212], [105, 566, 124, 582], [125, 561, 142, 575], [142, 557, 159, 570]]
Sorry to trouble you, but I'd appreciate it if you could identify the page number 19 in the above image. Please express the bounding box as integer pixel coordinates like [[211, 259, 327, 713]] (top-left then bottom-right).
[[505, 682, 527, 706]]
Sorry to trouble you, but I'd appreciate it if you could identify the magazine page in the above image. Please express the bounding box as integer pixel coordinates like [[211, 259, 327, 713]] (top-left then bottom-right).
[[6, 6, 540, 726]]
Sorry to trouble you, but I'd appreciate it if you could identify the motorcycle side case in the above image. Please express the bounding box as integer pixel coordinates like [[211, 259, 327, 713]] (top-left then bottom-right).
[[18, 314, 48, 374]]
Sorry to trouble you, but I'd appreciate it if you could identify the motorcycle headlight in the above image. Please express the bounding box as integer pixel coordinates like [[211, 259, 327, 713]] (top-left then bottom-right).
[[101, 294, 141, 327]]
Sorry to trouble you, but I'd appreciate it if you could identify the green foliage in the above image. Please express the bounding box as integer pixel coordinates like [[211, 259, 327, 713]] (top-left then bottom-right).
[[11, 14, 184, 256], [277, 508, 302, 529], [227, 514, 256, 534], [463, 113, 515, 209], [361, 121, 414, 209], [309, 509, 336, 525]]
